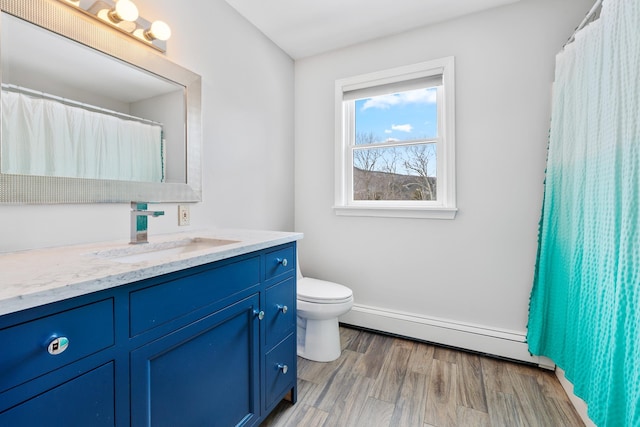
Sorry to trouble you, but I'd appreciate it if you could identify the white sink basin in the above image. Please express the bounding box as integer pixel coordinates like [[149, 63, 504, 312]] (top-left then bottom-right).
[[94, 237, 239, 264]]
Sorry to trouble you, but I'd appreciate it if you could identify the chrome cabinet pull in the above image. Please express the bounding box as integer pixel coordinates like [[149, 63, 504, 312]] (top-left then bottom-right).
[[277, 304, 288, 314], [254, 310, 265, 320], [276, 258, 288, 267], [277, 363, 288, 374], [47, 336, 69, 355]]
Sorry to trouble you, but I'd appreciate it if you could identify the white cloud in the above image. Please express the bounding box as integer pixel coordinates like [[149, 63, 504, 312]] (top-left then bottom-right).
[[384, 129, 392, 134], [361, 88, 436, 111], [392, 124, 413, 133]]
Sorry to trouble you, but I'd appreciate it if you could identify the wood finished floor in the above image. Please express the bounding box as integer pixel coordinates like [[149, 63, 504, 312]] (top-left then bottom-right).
[[260, 326, 585, 427]]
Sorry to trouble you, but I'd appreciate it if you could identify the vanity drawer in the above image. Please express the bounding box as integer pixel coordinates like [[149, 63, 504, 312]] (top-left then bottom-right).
[[0, 299, 114, 393], [265, 277, 296, 348], [265, 245, 295, 281], [264, 334, 296, 410], [130, 255, 260, 336], [0, 362, 115, 426]]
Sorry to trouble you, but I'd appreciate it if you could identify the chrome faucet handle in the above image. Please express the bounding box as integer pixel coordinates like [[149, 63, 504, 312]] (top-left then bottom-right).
[[131, 202, 165, 216], [130, 202, 164, 244]]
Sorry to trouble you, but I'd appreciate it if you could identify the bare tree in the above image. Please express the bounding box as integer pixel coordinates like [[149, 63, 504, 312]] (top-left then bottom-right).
[[353, 134, 436, 201], [402, 144, 436, 200], [354, 132, 382, 200]]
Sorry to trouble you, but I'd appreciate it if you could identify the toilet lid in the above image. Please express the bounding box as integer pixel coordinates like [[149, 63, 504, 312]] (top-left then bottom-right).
[[297, 277, 353, 303]]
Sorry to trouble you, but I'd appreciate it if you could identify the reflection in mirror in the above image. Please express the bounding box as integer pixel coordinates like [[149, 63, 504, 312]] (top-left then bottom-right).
[[0, 0, 202, 203], [2, 13, 185, 183]]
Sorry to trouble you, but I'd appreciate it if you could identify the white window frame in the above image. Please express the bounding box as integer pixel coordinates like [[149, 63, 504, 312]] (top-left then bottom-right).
[[334, 57, 457, 219]]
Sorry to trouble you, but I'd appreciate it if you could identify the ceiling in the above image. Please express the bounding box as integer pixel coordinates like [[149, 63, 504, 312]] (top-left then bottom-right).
[[224, 0, 521, 59]]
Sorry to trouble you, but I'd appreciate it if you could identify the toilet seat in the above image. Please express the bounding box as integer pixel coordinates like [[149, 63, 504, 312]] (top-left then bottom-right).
[[297, 277, 353, 304]]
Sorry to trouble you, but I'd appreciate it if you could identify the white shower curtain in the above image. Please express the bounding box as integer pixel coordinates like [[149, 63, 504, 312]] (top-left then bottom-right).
[[1, 91, 164, 182]]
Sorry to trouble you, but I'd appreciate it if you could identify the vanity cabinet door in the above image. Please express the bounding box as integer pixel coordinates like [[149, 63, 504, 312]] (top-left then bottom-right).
[[0, 362, 115, 426], [130, 294, 261, 427]]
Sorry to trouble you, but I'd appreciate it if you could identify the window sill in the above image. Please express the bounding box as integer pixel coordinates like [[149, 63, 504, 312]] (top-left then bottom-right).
[[333, 205, 458, 219]]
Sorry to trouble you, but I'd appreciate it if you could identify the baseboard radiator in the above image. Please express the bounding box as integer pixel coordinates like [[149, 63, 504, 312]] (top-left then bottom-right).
[[339, 303, 554, 369]]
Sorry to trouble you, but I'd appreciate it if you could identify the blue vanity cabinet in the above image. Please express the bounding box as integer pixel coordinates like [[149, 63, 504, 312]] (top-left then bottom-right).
[[0, 241, 298, 427]]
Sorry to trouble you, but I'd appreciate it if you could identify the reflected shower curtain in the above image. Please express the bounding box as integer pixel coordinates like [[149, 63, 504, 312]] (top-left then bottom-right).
[[527, 0, 639, 426], [1, 91, 164, 182]]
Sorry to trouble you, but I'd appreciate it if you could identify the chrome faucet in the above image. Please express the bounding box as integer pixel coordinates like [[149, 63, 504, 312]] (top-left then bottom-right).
[[130, 202, 165, 244]]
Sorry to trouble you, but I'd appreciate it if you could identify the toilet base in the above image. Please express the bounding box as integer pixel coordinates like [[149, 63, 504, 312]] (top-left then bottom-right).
[[297, 315, 342, 362]]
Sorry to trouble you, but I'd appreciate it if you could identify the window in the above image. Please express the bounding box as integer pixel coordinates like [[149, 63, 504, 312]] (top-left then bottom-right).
[[334, 57, 457, 219]]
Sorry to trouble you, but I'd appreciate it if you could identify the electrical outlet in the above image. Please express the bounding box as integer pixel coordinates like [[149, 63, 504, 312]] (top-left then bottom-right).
[[178, 205, 190, 226]]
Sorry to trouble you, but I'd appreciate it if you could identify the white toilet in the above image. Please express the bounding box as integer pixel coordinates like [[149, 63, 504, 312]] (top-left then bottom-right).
[[296, 257, 353, 362]]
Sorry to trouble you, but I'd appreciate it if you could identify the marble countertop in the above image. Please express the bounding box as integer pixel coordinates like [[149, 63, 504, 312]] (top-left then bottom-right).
[[0, 228, 303, 317]]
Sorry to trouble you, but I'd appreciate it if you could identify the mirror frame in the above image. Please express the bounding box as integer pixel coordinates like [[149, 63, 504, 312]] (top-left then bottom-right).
[[0, 0, 202, 203]]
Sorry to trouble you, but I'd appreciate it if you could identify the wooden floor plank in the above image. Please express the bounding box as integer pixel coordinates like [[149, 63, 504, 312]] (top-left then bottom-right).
[[507, 369, 556, 427], [298, 347, 359, 384], [313, 350, 361, 412], [424, 359, 458, 427], [343, 327, 376, 353], [408, 340, 435, 375], [457, 405, 492, 427], [434, 346, 461, 364], [486, 390, 524, 427], [282, 404, 328, 427], [370, 341, 413, 403], [339, 326, 362, 351], [457, 352, 489, 412], [544, 396, 586, 427], [353, 397, 394, 427], [323, 375, 374, 427], [389, 371, 428, 426], [480, 356, 516, 395], [352, 332, 394, 379], [536, 370, 573, 401]]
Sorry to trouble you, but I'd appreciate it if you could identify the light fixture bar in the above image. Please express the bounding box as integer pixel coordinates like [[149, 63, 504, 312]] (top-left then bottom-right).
[[57, 0, 170, 52]]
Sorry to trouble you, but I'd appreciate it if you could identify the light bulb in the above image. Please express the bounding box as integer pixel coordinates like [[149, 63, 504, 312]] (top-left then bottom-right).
[[110, 0, 139, 22], [146, 20, 171, 41]]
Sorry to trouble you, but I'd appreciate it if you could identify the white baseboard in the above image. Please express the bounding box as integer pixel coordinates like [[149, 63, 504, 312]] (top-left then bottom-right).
[[555, 368, 596, 427], [340, 303, 554, 369]]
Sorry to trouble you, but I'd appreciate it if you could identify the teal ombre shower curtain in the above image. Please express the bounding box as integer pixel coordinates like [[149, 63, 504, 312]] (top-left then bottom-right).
[[527, 0, 639, 426]]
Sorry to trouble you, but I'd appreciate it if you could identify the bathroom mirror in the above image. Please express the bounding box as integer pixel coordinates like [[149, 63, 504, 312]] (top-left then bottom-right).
[[0, 0, 202, 203]]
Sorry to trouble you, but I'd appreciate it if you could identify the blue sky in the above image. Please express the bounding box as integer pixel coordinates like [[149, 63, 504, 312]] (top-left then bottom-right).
[[355, 87, 438, 144]]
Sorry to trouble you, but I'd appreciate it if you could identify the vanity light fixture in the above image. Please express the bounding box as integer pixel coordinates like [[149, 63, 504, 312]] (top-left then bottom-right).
[[107, 0, 138, 23], [135, 19, 171, 42], [57, 0, 171, 52]]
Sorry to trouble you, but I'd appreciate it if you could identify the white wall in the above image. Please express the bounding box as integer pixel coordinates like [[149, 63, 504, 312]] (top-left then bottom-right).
[[294, 0, 593, 360], [0, 0, 295, 253]]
